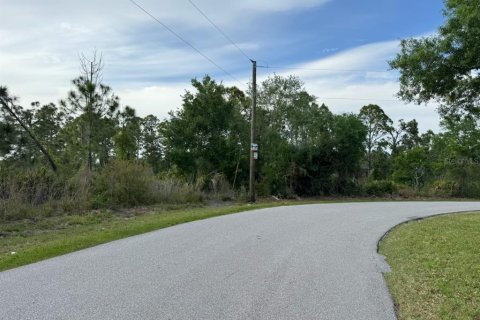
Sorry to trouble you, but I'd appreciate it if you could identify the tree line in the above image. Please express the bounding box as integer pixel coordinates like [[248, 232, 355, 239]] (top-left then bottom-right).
[[0, 0, 479, 220]]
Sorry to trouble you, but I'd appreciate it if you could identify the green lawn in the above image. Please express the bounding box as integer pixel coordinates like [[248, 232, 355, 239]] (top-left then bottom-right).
[[379, 213, 480, 320]]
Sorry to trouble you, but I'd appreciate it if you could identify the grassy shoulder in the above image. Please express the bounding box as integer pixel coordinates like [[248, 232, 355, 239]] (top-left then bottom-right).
[[379, 212, 480, 320], [1, 199, 340, 272]]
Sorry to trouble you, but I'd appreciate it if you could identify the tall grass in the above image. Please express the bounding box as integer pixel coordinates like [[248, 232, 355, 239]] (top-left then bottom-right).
[[0, 167, 83, 221], [0, 161, 234, 222], [91, 160, 205, 207]]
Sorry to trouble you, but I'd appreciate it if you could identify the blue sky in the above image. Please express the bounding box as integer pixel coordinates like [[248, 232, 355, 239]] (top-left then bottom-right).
[[1, 0, 446, 131]]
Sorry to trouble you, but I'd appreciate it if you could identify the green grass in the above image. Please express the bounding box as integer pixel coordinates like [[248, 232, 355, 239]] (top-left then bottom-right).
[[379, 213, 480, 320]]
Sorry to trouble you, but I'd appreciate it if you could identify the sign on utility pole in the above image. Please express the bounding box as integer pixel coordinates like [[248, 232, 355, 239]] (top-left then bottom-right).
[[249, 60, 257, 203]]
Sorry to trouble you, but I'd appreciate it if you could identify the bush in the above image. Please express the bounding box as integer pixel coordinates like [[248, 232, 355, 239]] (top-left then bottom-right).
[[0, 167, 76, 221], [364, 180, 397, 196], [397, 184, 417, 198], [460, 181, 480, 199], [429, 180, 459, 198], [90, 160, 156, 208], [338, 178, 364, 196], [208, 173, 234, 201], [90, 160, 206, 208], [0, 160, 220, 221], [0, 167, 58, 204]]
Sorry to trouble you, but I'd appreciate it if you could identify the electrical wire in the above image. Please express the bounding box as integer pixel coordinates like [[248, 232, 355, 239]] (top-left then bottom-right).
[[129, 0, 244, 87], [258, 65, 393, 74], [129, 0, 398, 96], [187, 0, 252, 63]]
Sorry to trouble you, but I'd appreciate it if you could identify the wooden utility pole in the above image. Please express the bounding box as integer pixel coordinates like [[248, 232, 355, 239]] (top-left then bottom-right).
[[249, 60, 257, 202]]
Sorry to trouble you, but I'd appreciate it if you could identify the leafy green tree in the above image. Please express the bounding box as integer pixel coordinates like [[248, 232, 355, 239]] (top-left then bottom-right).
[[386, 119, 422, 154], [140, 115, 164, 173], [114, 106, 141, 161], [255, 75, 367, 196], [256, 75, 324, 195], [0, 96, 21, 157], [430, 117, 480, 196], [60, 53, 119, 173], [359, 104, 392, 176], [330, 113, 368, 193], [57, 113, 117, 172], [0, 87, 58, 171], [380, 119, 423, 181], [161, 76, 249, 183], [389, 0, 480, 197], [392, 147, 430, 191], [285, 112, 366, 196], [398, 119, 421, 151], [30, 102, 65, 155], [257, 75, 320, 145], [370, 150, 391, 180], [389, 0, 480, 119]]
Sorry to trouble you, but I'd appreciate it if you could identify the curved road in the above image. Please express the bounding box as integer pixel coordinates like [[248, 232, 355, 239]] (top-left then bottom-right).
[[1, 202, 480, 320]]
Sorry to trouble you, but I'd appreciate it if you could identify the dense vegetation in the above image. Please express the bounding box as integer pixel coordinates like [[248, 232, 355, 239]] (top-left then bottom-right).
[[1, 0, 479, 221]]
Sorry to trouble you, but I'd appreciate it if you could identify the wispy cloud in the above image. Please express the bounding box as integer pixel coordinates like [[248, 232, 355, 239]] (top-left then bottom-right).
[[257, 40, 440, 132], [0, 0, 441, 132], [322, 48, 339, 53]]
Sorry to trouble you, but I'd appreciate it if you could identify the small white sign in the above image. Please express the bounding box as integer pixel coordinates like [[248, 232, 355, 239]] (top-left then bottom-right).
[[253, 151, 258, 160]]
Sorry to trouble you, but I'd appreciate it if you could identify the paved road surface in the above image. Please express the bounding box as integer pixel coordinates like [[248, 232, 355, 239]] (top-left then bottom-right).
[[1, 202, 480, 320]]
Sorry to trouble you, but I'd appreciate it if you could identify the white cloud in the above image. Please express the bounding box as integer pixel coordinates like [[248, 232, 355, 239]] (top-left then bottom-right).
[[259, 40, 441, 132], [236, 0, 331, 12], [118, 84, 188, 120], [292, 40, 399, 78], [306, 81, 440, 132], [1, 0, 331, 32], [0, 1, 442, 134]]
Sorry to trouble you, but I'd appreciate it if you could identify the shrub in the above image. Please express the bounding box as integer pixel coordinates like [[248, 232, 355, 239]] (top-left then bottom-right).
[[364, 180, 397, 196], [90, 160, 156, 208], [0, 167, 76, 221], [460, 181, 480, 199], [396, 184, 417, 198], [90, 160, 206, 208], [339, 178, 364, 196], [429, 180, 459, 198], [209, 173, 234, 201]]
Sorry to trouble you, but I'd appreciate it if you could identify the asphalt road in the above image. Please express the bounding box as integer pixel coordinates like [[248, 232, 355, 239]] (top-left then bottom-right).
[[1, 202, 480, 320]]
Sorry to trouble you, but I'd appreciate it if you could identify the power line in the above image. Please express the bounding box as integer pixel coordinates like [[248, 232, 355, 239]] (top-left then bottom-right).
[[258, 65, 393, 74], [187, 0, 252, 63], [129, 0, 244, 87]]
